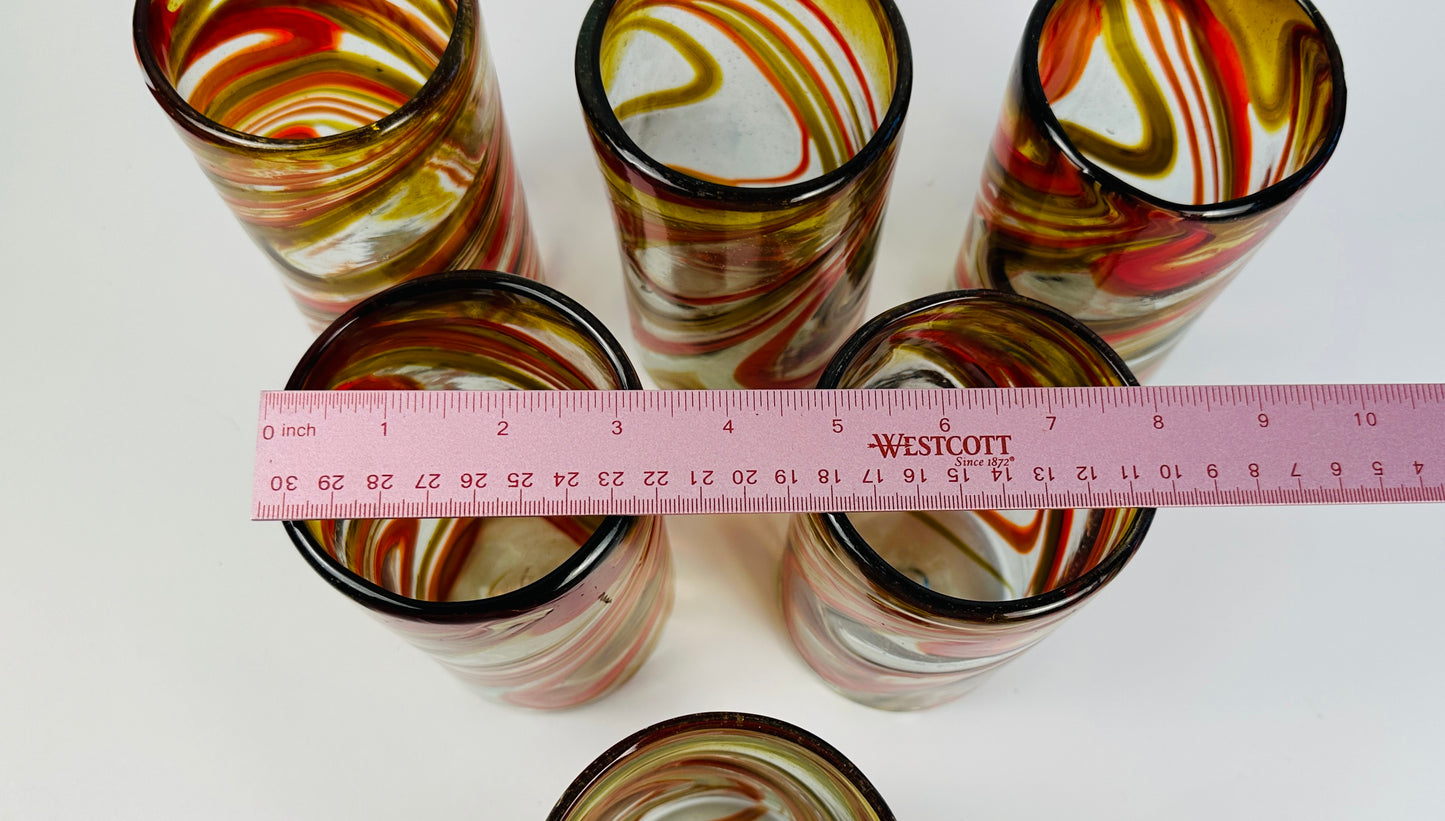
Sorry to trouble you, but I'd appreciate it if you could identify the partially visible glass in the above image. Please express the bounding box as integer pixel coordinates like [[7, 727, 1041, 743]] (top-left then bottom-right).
[[575, 0, 912, 389], [955, 0, 1346, 376], [285, 272, 671, 709], [782, 291, 1154, 710], [134, 0, 541, 327], [548, 712, 894, 820]]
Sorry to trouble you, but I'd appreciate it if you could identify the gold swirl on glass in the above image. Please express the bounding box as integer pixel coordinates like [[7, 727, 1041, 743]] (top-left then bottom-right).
[[285, 272, 672, 709], [577, 0, 911, 389], [956, 0, 1345, 376], [782, 291, 1153, 710], [135, 0, 541, 326]]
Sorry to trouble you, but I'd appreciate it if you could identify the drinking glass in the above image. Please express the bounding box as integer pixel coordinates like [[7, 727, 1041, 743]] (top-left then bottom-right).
[[134, 0, 541, 327], [576, 0, 912, 389], [782, 290, 1154, 710], [548, 712, 894, 820], [955, 0, 1346, 376], [284, 271, 672, 709]]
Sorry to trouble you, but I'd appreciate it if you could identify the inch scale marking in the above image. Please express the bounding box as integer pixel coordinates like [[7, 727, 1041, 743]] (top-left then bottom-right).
[[252, 385, 1445, 520]]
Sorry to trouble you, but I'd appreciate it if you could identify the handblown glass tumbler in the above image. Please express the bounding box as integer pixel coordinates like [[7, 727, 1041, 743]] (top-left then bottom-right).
[[576, 0, 912, 389], [782, 291, 1154, 710], [548, 712, 895, 820], [134, 0, 541, 327], [284, 272, 672, 709], [956, 0, 1346, 375]]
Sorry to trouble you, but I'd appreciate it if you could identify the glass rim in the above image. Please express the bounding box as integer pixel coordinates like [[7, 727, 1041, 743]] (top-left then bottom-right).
[[814, 289, 1156, 622], [574, 0, 914, 210], [1020, 0, 1348, 220], [132, 0, 475, 152], [283, 270, 646, 622], [546, 711, 895, 820]]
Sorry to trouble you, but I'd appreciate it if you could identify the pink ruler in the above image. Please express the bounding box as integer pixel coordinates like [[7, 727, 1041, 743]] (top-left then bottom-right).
[[252, 385, 1445, 520]]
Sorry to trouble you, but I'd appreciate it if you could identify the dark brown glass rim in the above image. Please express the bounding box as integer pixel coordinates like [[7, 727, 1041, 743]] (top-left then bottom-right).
[[1020, 0, 1347, 219], [546, 711, 896, 820], [815, 290, 1156, 622], [283, 271, 645, 622], [575, 0, 913, 210], [132, 0, 474, 152]]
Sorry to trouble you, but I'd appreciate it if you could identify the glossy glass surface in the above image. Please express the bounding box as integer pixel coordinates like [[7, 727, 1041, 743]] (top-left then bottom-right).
[[956, 0, 1345, 376], [134, 0, 540, 327], [285, 272, 672, 709], [782, 291, 1153, 710], [548, 712, 894, 820], [577, 0, 912, 389]]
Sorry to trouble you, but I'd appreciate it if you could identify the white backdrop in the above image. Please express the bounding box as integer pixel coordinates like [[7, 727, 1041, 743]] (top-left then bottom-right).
[[3, 1, 1443, 817]]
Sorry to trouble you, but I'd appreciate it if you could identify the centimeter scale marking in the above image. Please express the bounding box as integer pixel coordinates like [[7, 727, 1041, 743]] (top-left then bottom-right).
[[252, 385, 1445, 520]]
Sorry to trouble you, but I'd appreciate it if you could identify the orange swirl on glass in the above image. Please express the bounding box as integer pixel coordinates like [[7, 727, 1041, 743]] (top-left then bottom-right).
[[284, 272, 672, 709], [576, 0, 912, 389], [134, 0, 540, 327], [782, 291, 1154, 710], [956, 0, 1345, 376]]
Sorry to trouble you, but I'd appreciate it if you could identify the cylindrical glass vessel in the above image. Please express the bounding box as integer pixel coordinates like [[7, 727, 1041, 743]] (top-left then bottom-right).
[[284, 272, 671, 709], [576, 0, 912, 389], [955, 0, 1346, 376], [134, 0, 541, 327], [548, 712, 895, 820], [782, 291, 1154, 710]]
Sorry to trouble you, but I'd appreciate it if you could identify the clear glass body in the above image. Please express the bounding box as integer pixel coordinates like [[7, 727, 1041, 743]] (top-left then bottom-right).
[[782, 291, 1154, 710], [285, 272, 672, 709], [134, 0, 540, 327], [576, 0, 912, 389], [955, 0, 1346, 376], [548, 712, 894, 820]]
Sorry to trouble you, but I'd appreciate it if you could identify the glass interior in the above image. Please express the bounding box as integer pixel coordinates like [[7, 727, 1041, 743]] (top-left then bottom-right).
[[296, 281, 621, 603], [1039, 0, 1339, 204], [832, 296, 1146, 602], [556, 724, 885, 820], [599, 0, 898, 186], [143, 0, 457, 137]]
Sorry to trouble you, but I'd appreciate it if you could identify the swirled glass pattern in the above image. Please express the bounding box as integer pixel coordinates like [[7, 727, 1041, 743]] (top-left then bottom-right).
[[548, 713, 894, 820], [135, 0, 540, 327], [285, 272, 672, 709], [577, 0, 911, 389], [782, 292, 1153, 710], [955, 0, 1345, 375]]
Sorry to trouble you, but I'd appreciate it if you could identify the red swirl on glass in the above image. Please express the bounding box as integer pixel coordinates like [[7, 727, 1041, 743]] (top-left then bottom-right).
[[782, 291, 1154, 710], [134, 0, 541, 327], [576, 0, 912, 389], [284, 272, 672, 709], [549, 712, 895, 820], [955, 0, 1345, 376]]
